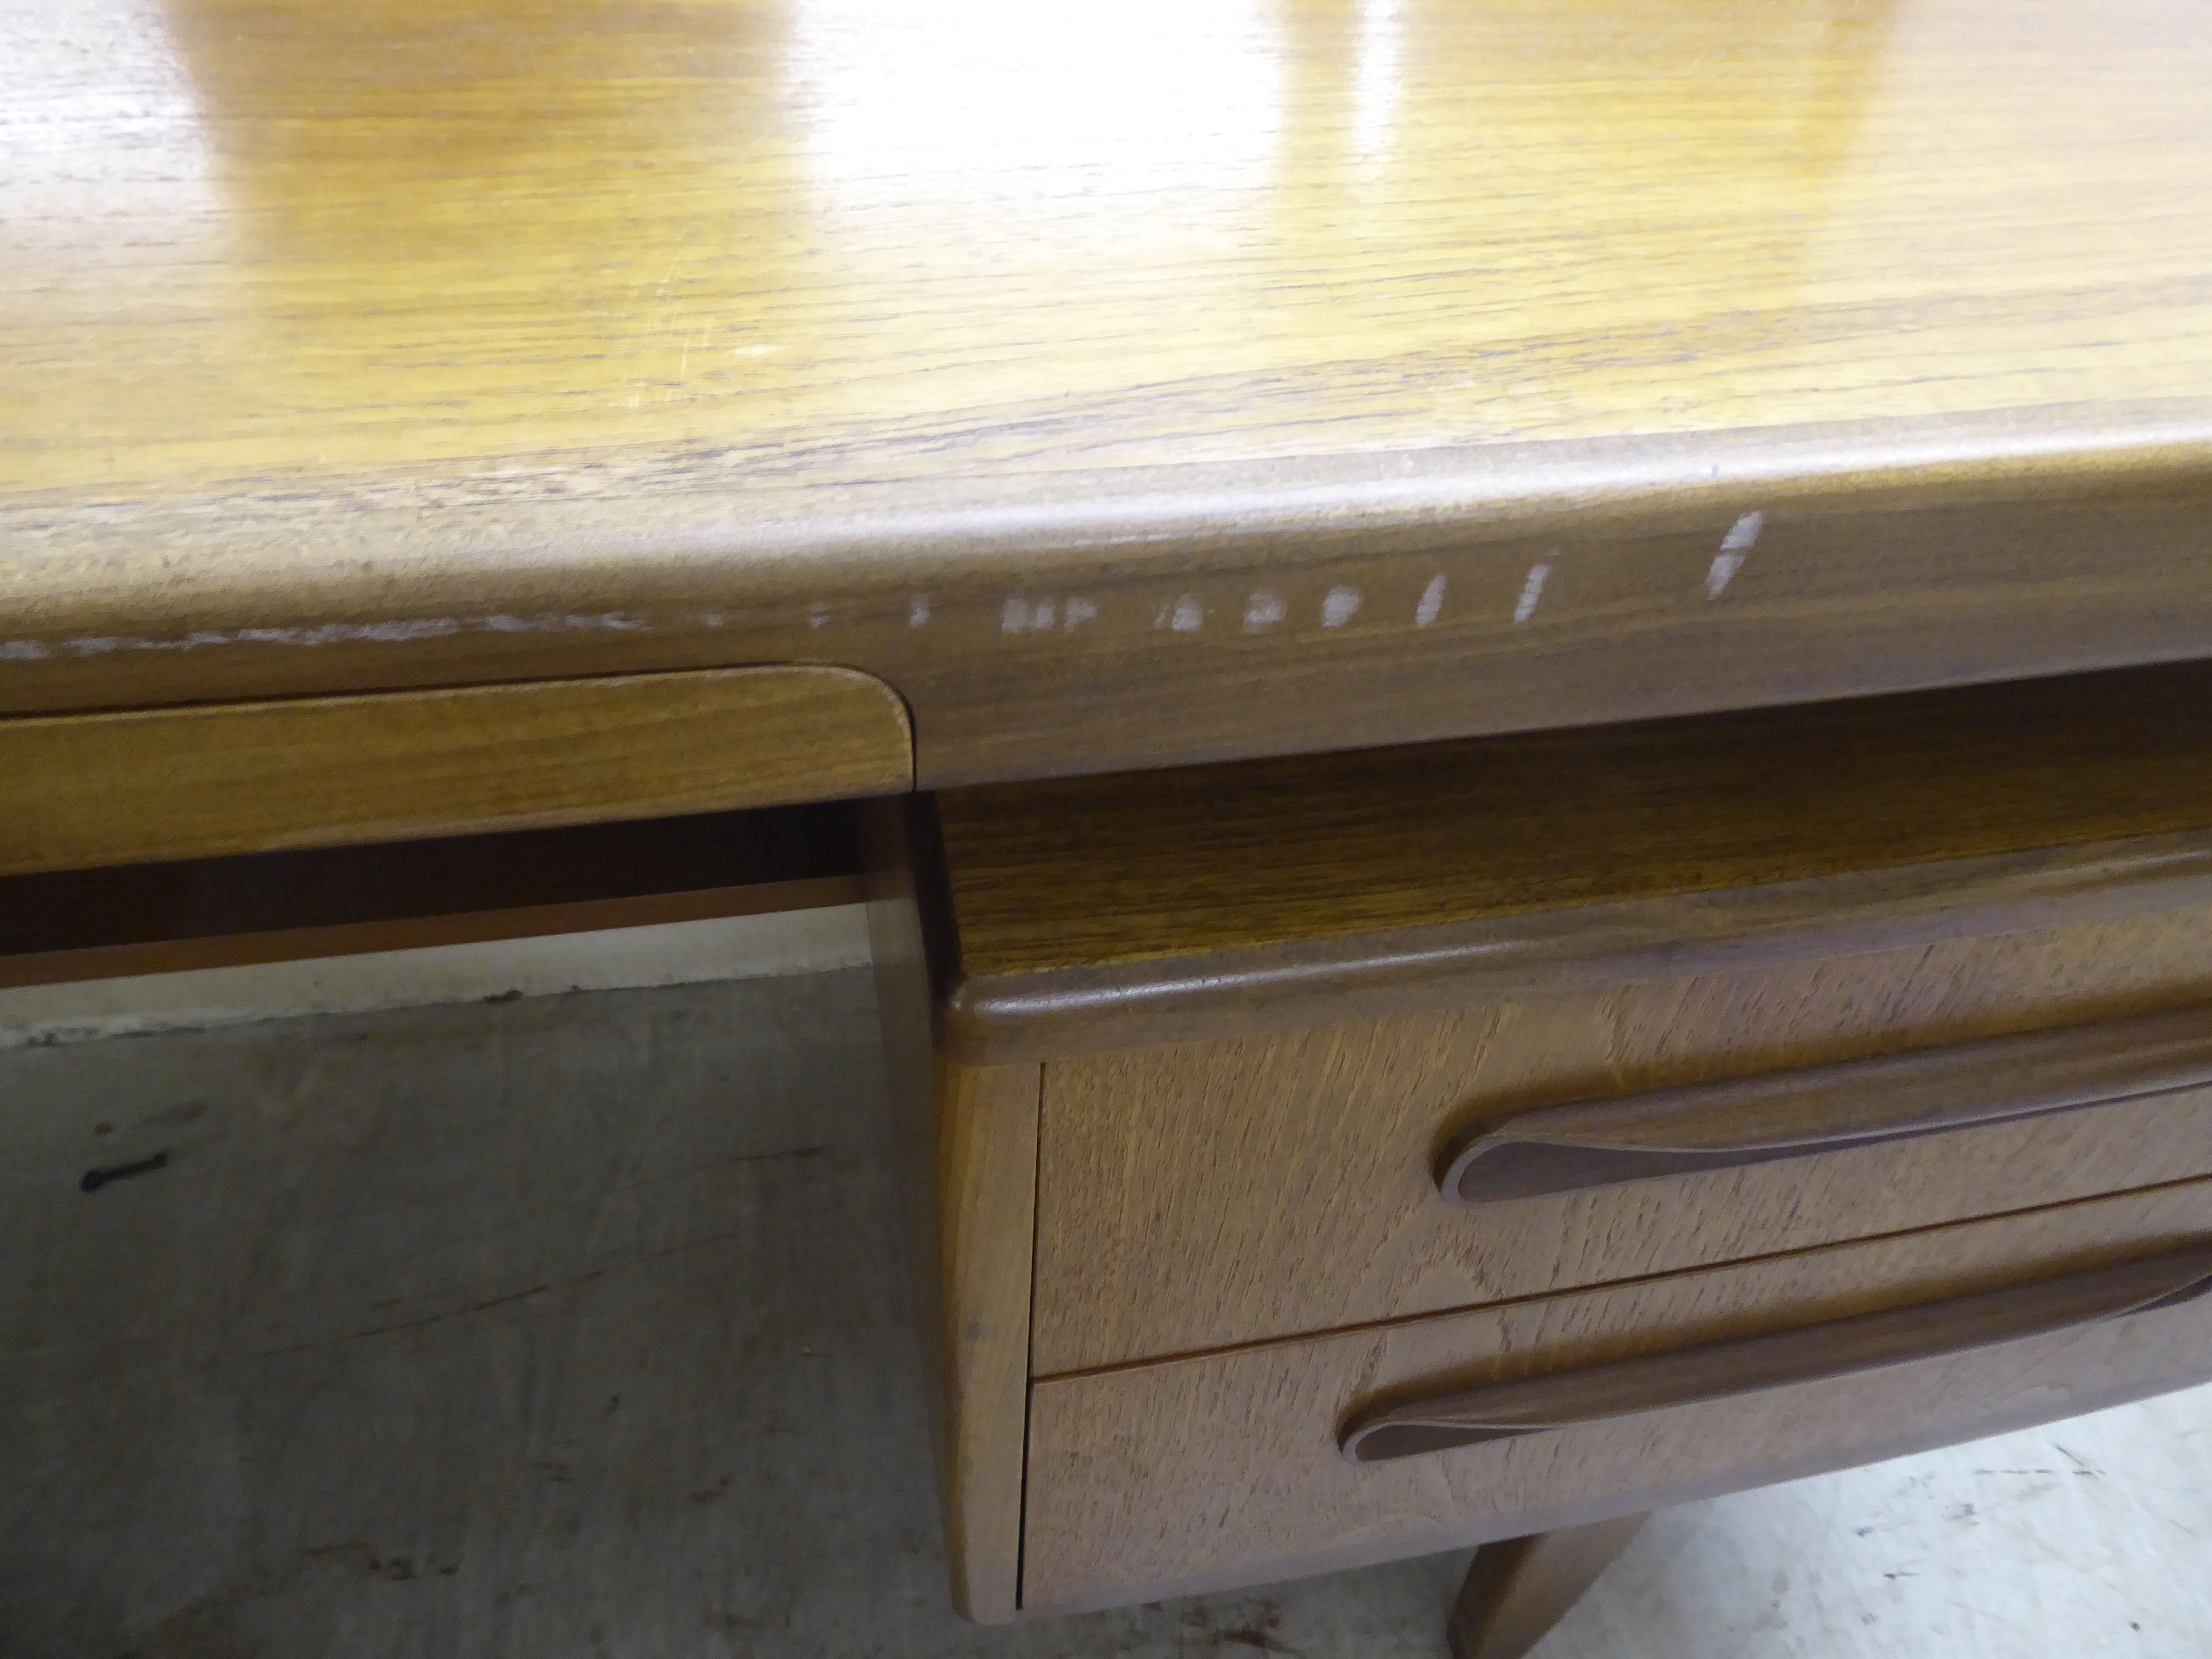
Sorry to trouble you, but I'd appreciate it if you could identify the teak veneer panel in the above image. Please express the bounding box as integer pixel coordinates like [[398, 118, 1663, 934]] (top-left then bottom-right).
[[862, 800, 1035, 1623], [1022, 1180, 2212, 1613], [899, 1059, 1037, 1625], [942, 667, 2212, 977], [15, 0, 2212, 504], [1032, 905, 2212, 1373], [9, 0, 2212, 781], [0, 666, 910, 875], [936, 665, 2212, 1056]]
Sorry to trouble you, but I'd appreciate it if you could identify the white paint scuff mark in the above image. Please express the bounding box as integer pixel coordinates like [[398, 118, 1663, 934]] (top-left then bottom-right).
[[1708, 511, 1762, 598], [1170, 596, 1204, 633], [1416, 575, 1446, 628], [1, 614, 659, 661], [1321, 587, 1361, 628], [909, 596, 931, 628], [1514, 562, 1552, 624], [807, 607, 831, 629], [1244, 590, 1287, 632], [249, 618, 460, 645], [482, 613, 645, 635], [1002, 596, 1056, 633], [1005, 596, 1095, 633]]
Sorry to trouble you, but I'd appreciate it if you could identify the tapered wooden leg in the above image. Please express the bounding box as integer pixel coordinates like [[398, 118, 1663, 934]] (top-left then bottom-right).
[[1447, 1513, 1648, 1659]]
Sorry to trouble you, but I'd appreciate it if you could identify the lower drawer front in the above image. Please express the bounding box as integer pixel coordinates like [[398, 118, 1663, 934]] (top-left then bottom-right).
[[1021, 1178, 2212, 1614]]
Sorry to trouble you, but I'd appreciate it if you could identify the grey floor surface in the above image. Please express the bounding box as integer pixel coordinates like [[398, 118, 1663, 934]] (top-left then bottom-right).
[[4, 968, 2209, 1658]]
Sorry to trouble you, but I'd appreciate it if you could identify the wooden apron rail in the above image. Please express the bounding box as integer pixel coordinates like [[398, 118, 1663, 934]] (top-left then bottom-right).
[[0, 665, 912, 876]]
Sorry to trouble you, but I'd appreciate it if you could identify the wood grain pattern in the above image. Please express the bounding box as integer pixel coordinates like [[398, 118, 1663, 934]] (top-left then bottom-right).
[[0, 666, 911, 875], [1031, 906, 2212, 1373], [943, 665, 2212, 977], [863, 802, 1035, 1624], [937, 664, 2212, 1057], [1021, 1180, 2212, 1612], [7, 0, 2212, 784], [908, 1061, 1038, 1627]]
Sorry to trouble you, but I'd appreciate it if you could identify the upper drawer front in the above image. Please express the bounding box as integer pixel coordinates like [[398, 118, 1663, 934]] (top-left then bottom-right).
[[1034, 905, 2212, 1374], [1022, 1181, 2212, 1614]]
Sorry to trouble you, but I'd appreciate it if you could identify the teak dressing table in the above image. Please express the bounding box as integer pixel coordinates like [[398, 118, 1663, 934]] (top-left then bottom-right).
[[8, 0, 2212, 1651]]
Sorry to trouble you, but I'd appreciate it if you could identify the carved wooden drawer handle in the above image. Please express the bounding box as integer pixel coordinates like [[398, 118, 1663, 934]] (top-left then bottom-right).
[[1340, 1239, 2212, 1464], [1440, 1004, 2212, 1206]]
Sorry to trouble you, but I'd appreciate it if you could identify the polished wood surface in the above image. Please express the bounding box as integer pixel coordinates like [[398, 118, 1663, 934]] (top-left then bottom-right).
[[1031, 907, 2212, 1373], [943, 665, 2212, 977], [0, 665, 910, 875], [1448, 1517, 1647, 1659], [937, 665, 2212, 1058], [7, 0, 2212, 782], [1021, 1181, 2212, 1611]]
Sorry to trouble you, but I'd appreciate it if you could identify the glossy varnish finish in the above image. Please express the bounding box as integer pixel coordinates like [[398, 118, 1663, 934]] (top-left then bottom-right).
[[7, 0, 2212, 782], [941, 667, 2212, 976]]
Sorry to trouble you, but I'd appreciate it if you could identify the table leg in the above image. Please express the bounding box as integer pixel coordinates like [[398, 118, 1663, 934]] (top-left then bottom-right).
[[1447, 1512, 1649, 1659]]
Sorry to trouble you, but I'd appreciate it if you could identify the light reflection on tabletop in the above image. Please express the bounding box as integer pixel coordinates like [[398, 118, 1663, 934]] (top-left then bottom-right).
[[1, 0, 2209, 497]]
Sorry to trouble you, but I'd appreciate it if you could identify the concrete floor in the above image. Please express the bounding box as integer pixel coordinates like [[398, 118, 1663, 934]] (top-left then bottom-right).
[[4, 967, 2210, 1658]]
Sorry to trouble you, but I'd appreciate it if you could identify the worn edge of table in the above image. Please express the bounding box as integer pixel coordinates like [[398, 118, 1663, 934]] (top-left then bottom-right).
[[8, 405, 2212, 789]]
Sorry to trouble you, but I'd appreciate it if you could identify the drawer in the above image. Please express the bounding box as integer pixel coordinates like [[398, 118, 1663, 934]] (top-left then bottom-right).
[[1022, 1179, 2212, 1613], [876, 667, 2212, 1621], [1032, 914, 2212, 1371]]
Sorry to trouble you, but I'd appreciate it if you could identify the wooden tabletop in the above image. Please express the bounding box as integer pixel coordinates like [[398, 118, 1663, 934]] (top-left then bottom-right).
[[7, 0, 2212, 786]]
